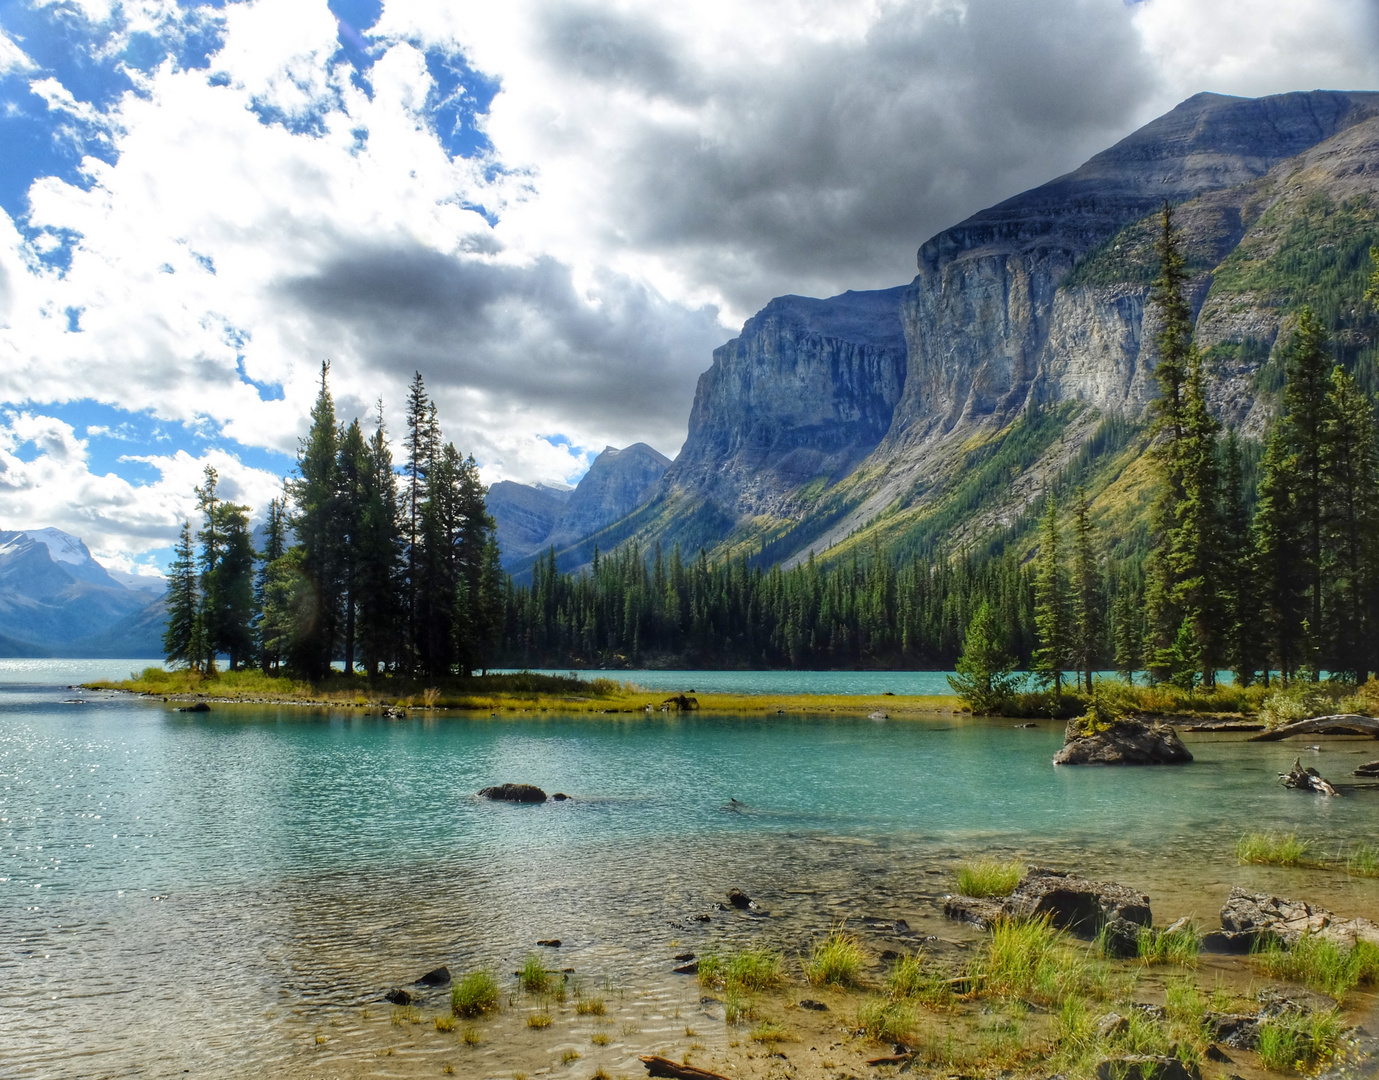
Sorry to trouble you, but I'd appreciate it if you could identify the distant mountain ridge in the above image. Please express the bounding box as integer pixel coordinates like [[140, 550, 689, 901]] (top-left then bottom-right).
[[492, 444, 670, 570], [0, 529, 166, 657], [519, 89, 1379, 573]]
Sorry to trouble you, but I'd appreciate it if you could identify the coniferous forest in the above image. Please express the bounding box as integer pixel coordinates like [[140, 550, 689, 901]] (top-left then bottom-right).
[[163, 366, 504, 679], [166, 215, 1379, 686]]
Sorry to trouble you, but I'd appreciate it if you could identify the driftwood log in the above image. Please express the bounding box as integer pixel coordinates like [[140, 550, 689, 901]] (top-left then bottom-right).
[[1250, 714, 1379, 741], [1279, 757, 1340, 796], [640, 1056, 731, 1080]]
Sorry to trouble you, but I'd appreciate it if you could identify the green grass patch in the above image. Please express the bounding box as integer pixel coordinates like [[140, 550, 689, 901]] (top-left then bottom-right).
[[886, 952, 954, 1009], [856, 998, 916, 1043], [955, 859, 1022, 898], [973, 917, 1111, 1006], [451, 970, 499, 1016], [1251, 935, 1379, 1001], [519, 955, 550, 995], [804, 930, 865, 987], [574, 996, 605, 1016], [1256, 1008, 1345, 1073], [1236, 831, 1317, 868], [698, 947, 784, 993], [749, 1019, 788, 1043], [1345, 841, 1379, 878], [1137, 923, 1201, 967]]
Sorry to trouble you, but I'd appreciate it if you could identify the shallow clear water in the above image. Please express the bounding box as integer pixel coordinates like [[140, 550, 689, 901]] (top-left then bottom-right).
[[3, 661, 1377, 1077]]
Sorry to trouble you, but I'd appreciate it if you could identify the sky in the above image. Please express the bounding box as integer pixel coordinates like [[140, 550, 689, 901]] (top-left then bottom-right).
[[0, 0, 1377, 576]]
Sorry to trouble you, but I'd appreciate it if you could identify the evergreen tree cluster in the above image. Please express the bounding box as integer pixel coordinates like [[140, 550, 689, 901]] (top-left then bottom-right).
[[164, 366, 503, 678], [503, 543, 1037, 669]]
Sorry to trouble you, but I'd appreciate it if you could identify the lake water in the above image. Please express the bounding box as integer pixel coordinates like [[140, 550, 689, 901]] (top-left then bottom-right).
[[3, 660, 1378, 1078]]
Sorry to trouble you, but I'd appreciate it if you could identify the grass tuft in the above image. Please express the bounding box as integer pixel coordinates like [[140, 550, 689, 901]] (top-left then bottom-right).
[[805, 930, 865, 987], [699, 947, 783, 993], [1257, 1008, 1345, 1072], [452, 970, 500, 1016], [749, 1019, 789, 1043], [955, 859, 1023, 898], [974, 917, 1106, 1005], [521, 955, 551, 995], [434, 1014, 455, 1032], [1252, 934, 1379, 1000], [559, 1048, 580, 1064], [857, 998, 915, 1043], [590, 1032, 610, 1046], [1137, 923, 1201, 967], [526, 1011, 552, 1029], [886, 952, 953, 1009], [575, 996, 605, 1016], [390, 1005, 421, 1025], [1345, 841, 1379, 877], [1236, 831, 1316, 867], [461, 1027, 480, 1046]]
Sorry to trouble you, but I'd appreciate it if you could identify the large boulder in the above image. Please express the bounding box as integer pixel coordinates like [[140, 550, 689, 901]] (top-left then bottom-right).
[[478, 783, 548, 803], [943, 869, 1151, 937], [1054, 719, 1193, 765], [1214, 888, 1379, 950]]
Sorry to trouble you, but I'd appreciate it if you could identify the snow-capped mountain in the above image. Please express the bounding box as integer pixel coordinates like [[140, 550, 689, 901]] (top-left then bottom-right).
[[0, 529, 167, 656]]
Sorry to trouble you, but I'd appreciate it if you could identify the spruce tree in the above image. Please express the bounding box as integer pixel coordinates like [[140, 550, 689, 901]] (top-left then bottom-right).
[[357, 405, 401, 676], [1168, 347, 1223, 687], [337, 418, 368, 674], [1112, 588, 1141, 684], [255, 496, 288, 672], [1254, 422, 1302, 682], [1320, 364, 1378, 680], [163, 521, 199, 669], [1143, 203, 1195, 681], [1033, 494, 1068, 702], [287, 361, 343, 680], [1219, 432, 1260, 685], [1284, 308, 1331, 679], [947, 600, 1020, 713], [1069, 487, 1102, 693]]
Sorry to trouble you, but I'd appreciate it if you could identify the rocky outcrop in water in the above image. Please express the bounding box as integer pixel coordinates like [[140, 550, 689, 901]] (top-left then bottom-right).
[[944, 868, 1151, 936], [1053, 719, 1193, 766], [479, 784, 548, 803], [1212, 888, 1379, 951]]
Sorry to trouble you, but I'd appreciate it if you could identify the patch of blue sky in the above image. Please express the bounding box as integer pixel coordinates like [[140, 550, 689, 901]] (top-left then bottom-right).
[[541, 434, 596, 484], [0, 2, 229, 218], [8, 398, 293, 480]]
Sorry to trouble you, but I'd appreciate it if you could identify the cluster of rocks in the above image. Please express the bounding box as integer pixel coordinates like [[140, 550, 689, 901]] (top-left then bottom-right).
[[477, 784, 570, 803], [1210, 888, 1379, 951]]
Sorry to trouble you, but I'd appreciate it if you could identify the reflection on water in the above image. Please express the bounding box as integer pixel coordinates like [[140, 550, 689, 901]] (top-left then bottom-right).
[[2, 661, 1378, 1077]]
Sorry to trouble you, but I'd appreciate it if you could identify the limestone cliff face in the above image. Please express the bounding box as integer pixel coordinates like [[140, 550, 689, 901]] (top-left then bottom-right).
[[545, 444, 671, 550], [663, 287, 908, 519], [590, 90, 1379, 568]]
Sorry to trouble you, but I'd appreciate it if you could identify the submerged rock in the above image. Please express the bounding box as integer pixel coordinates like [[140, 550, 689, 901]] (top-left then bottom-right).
[[537, 938, 561, 947], [673, 960, 699, 975], [1206, 1013, 1260, 1050], [415, 966, 451, 986], [176, 702, 211, 713], [1355, 760, 1379, 777], [383, 987, 412, 1005], [726, 888, 754, 910], [478, 783, 547, 803], [1053, 719, 1192, 766], [943, 895, 1007, 929], [1100, 917, 1144, 959], [798, 999, 829, 1011]]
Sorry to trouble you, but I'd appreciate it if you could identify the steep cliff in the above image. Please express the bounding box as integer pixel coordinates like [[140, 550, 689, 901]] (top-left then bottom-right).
[[532, 90, 1379, 575], [489, 481, 573, 566]]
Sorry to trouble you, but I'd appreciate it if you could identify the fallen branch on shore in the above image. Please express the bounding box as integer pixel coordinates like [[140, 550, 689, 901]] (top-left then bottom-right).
[[1250, 714, 1379, 741], [1278, 757, 1340, 796], [640, 1055, 732, 1080]]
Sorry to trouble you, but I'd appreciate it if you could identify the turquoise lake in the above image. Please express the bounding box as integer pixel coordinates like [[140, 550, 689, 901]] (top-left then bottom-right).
[[2, 660, 1377, 1077]]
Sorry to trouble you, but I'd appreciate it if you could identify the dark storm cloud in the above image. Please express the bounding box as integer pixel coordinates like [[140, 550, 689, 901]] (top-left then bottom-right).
[[547, 0, 1158, 312], [541, 5, 702, 103], [281, 242, 724, 450]]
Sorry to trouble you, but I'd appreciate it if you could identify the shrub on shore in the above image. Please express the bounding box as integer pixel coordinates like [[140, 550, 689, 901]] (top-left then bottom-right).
[[1345, 841, 1379, 877], [452, 970, 500, 1016], [955, 859, 1022, 898], [805, 930, 865, 987], [520, 955, 550, 995]]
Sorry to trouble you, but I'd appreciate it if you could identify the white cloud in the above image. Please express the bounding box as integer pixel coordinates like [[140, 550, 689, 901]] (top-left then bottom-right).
[[0, 28, 35, 75], [0, 410, 284, 564]]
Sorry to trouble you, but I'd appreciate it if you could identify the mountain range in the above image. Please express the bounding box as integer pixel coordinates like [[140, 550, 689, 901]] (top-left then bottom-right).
[[0, 529, 166, 657], [494, 89, 1379, 576]]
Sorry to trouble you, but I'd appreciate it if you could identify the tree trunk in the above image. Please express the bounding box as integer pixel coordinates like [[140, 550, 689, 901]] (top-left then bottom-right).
[[639, 1056, 732, 1080], [1250, 714, 1379, 741]]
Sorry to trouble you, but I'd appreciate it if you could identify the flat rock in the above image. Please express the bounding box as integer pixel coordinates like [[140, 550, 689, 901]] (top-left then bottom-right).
[[1094, 1056, 1201, 1080], [943, 895, 1006, 929], [1006, 870, 1152, 934], [673, 961, 699, 975], [1206, 1013, 1259, 1050], [478, 783, 547, 803], [1054, 719, 1193, 765], [1219, 887, 1379, 949]]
